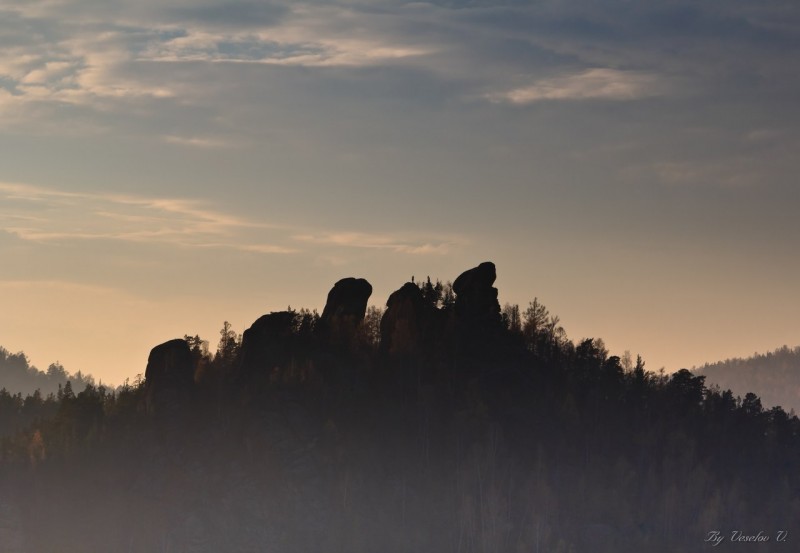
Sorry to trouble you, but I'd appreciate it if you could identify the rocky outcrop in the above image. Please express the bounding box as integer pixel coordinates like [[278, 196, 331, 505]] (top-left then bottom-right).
[[380, 263, 503, 365], [237, 311, 296, 381], [380, 282, 437, 357], [450, 262, 504, 366], [144, 338, 195, 417], [453, 261, 502, 331], [320, 278, 373, 325], [318, 277, 372, 347]]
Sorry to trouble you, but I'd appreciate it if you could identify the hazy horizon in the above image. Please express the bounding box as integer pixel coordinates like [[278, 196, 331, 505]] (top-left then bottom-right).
[[2, 0, 799, 385]]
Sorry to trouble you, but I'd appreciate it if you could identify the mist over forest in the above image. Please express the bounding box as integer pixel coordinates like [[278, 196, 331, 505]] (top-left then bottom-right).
[[1, 262, 799, 552]]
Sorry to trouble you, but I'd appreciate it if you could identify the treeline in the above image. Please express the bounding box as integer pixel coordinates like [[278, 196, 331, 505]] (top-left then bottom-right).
[[696, 345, 800, 415], [1, 271, 798, 553]]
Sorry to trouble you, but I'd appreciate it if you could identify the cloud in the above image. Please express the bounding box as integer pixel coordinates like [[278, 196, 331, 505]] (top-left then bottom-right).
[[0, 182, 293, 253], [0, 279, 112, 292], [224, 243, 297, 254], [137, 29, 433, 67], [650, 160, 762, 189], [3, 0, 793, 143], [0, 0, 444, 136], [0, 182, 463, 258], [162, 134, 234, 149], [487, 68, 662, 104], [293, 231, 460, 255], [620, 155, 774, 190]]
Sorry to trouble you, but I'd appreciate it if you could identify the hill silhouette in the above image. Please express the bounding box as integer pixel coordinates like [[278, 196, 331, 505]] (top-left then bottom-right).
[[1, 262, 798, 553], [0, 348, 96, 398], [695, 346, 800, 415]]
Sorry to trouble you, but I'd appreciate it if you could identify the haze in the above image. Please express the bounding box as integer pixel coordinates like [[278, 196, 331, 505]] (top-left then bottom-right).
[[1, 0, 798, 384]]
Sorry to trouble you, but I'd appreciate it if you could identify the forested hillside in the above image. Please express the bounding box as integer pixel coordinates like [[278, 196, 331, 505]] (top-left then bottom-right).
[[696, 346, 800, 414], [1, 263, 797, 553]]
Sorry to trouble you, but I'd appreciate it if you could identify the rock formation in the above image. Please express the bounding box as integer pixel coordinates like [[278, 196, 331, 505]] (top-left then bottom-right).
[[237, 311, 296, 381], [144, 338, 195, 417], [318, 277, 372, 347], [453, 261, 502, 331], [380, 282, 437, 358], [380, 263, 504, 366], [450, 262, 504, 365]]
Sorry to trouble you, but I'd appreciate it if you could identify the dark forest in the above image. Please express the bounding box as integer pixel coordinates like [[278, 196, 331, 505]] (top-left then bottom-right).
[[1, 262, 798, 552]]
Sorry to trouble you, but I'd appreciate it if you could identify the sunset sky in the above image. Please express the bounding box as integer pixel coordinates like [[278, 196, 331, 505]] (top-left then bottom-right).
[[1, 0, 799, 384]]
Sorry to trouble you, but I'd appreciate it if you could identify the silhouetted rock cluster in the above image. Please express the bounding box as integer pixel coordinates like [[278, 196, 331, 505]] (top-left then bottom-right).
[[144, 264, 507, 407]]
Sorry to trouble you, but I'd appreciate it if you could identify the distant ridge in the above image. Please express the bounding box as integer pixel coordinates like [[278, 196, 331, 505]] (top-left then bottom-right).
[[0, 347, 95, 397], [695, 345, 800, 413]]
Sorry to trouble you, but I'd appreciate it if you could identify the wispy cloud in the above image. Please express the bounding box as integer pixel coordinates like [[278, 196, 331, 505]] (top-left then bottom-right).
[[487, 68, 662, 104], [138, 30, 433, 67], [650, 160, 762, 189], [1, 0, 794, 125], [162, 134, 234, 149], [0, 182, 461, 257], [224, 243, 297, 254], [620, 156, 770, 190], [0, 278, 141, 297], [0, 2, 439, 135], [0, 182, 292, 253], [293, 231, 460, 255]]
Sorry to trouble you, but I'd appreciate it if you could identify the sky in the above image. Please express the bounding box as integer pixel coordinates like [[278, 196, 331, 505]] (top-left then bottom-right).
[[1, 0, 799, 385]]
